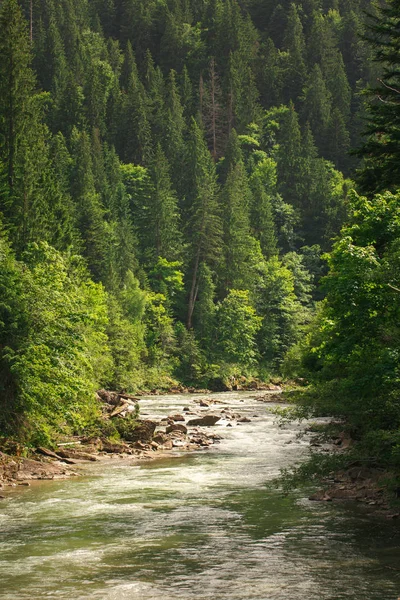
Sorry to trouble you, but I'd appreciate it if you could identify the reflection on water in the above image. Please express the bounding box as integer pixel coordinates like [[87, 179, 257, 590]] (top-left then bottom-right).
[[0, 392, 399, 600]]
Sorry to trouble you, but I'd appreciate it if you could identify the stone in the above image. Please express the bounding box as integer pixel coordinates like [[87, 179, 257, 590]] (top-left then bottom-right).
[[36, 447, 76, 465], [166, 424, 188, 434], [168, 414, 185, 422], [187, 415, 221, 427], [199, 399, 211, 407], [125, 420, 157, 443], [153, 433, 170, 445]]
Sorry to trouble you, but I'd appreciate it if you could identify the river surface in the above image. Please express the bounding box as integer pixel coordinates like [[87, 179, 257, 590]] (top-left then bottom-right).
[[1, 391, 400, 600]]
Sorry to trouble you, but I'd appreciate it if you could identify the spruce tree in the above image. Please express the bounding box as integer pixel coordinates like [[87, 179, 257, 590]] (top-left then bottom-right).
[[70, 129, 108, 281], [250, 177, 278, 261], [0, 0, 36, 192], [276, 103, 303, 210], [162, 70, 186, 191], [357, 0, 400, 194], [0, 0, 63, 252], [282, 4, 307, 102], [220, 160, 263, 292], [184, 119, 222, 328], [145, 144, 184, 265], [301, 64, 331, 153]]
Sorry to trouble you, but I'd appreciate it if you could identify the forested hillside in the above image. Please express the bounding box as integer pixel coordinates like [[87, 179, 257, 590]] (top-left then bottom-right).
[[0, 0, 386, 445]]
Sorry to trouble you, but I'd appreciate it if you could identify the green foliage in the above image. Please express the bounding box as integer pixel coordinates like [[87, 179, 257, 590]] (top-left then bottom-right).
[[297, 190, 400, 469], [215, 289, 261, 370], [255, 256, 312, 370], [0, 239, 111, 445]]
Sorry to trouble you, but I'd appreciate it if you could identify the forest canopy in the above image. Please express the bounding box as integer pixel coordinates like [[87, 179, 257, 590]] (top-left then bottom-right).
[[0, 0, 396, 450]]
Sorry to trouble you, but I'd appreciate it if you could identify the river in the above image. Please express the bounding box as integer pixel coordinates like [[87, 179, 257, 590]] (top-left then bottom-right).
[[0, 391, 399, 600]]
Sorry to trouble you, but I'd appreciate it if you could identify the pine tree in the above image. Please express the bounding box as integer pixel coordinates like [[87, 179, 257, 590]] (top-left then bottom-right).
[[162, 70, 186, 191], [357, 0, 400, 194], [0, 0, 64, 252], [276, 103, 303, 209], [180, 65, 193, 121], [250, 177, 277, 261], [201, 58, 226, 161], [258, 38, 283, 109], [145, 144, 184, 265], [220, 159, 263, 293], [193, 262, 216, 348], [184, 119, 222, 328], [301, 64, 332, 152], [282, 3, 307, 102], [70, 129, 108, 281], [327, 107, 351, 172], [116, 45, 152, 165], [0, 0, 36, 192]]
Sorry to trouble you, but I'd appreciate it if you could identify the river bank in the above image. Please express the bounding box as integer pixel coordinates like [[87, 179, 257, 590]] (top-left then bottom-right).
[[0, 390, 275, 493]]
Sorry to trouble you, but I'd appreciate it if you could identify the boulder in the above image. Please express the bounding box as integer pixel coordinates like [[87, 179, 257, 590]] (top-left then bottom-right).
[[166, 423, 188, 434], [187, 415, 221, 427], [168, 414, 186, 422], [123, 420, 157, 443], [199, 399, 211, 407], [153, 432, 170, 445]]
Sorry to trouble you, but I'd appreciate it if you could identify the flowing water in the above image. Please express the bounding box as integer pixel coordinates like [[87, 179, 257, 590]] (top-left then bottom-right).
[[1, 391, 400, 600]]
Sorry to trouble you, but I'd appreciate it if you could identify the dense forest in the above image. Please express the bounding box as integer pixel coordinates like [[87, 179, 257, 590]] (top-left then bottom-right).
[[0, 0, 399, 481]]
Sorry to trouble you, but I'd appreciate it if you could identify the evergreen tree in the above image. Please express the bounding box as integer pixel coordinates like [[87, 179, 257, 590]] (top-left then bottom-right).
[[357, 0, 400, 194], [250, 177, 277, 261], [145, 144, 184, 266], [327, 107, 351, 172], [276, 103, 303, 210], [301, 64, 331, 153], [162, 70, 186, 190], [220, 158, 263, 293], [282, 3, 307, 103], [0, 0, 36, 192], [184, 119, 222, 328], [70, 129, 108, 281], [116, 45, 152, 165]]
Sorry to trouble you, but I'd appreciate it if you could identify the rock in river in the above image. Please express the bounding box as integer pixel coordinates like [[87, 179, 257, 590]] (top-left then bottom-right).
[[187, 415, 221, 427]]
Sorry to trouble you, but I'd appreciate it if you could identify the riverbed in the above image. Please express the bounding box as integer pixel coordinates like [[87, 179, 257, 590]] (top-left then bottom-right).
[[0, 391, 399, 599]]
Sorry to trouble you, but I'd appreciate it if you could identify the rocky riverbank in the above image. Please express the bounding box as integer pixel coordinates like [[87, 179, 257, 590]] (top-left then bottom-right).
[[309, 464, 400, 519], [0, 391, 261, 494]]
